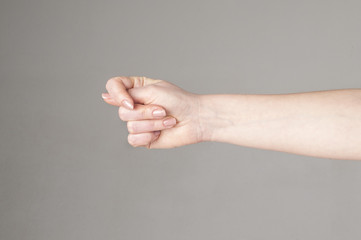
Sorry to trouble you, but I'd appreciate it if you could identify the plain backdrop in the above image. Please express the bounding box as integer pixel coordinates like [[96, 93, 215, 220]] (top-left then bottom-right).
[[1, 0, 361, 239]]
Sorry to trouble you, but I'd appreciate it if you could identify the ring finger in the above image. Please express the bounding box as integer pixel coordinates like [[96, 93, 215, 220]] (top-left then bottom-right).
[[128, 131, 161, 148]]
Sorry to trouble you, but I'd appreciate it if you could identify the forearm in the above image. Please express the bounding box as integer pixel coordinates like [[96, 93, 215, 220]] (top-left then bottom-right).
[[198, 89, 361, 160]]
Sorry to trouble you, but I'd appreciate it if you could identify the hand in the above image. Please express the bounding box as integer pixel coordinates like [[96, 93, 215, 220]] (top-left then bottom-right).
[[102, 76, 203, 149]]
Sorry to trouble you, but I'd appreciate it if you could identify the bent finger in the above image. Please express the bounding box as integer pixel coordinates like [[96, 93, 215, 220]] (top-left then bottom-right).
[[105, 77, 135, 109], [102, 93, 119, 106], [104, 76, 161, 109], [128, 131, 161, 147], [127, 117, 177, 134], [118, 104, 166, 121]]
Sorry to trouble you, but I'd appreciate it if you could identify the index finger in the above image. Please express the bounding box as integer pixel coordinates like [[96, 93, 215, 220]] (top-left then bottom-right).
[[105, 76, 160, 109]]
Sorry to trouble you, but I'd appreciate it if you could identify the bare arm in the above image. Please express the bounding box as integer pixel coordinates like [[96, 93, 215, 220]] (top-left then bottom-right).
[[103, 76, 361, 160], [198, 89, 361, 160]]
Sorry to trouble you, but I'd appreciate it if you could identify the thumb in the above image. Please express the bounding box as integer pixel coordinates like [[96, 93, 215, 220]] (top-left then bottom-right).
[[128, 85, 154, 105]]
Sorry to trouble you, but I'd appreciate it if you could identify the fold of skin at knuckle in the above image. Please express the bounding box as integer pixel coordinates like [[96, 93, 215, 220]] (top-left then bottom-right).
[[140, 106, 148, 119], [128, 133, 153, 148], [127, 121, 136, 133], [105, 77, 118, 91], [133, 76, 144, 87], [106, 77, 124, 104], [127, 134, 138, 147], [105, 79, 112, 90], [118, 107, 127, 121]]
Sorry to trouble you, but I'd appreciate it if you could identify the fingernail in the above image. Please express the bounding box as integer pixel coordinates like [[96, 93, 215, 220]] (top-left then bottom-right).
[[102, 93, 111, 99], [122, 99, 134, 110], [152, 109, 166, 117], [163, 117, 176, 128]]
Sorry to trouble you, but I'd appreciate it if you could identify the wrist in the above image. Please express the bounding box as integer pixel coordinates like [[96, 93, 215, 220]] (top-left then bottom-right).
[[197, 94, 231, 143], [196, 94, 211, 142]]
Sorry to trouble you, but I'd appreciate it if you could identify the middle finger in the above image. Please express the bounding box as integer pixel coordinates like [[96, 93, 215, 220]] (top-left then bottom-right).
[[127, 117, 177, 134], [119, 104, 167, 121]]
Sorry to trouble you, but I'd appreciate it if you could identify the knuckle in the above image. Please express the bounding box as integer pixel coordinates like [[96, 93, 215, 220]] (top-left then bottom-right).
[[134, 76, 144, 87], [127, 135, 137, 147], [106, 77, 122, 90], [105, 77, 116, 89], [127, 121, 135, 133], [118, 107, 125, 121], [118, 107, 130, 121], [141, 106, 148, 118]]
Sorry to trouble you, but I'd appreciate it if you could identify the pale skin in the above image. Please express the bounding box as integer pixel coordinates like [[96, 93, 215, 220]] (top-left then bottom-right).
[[102, 76, 361, 160]]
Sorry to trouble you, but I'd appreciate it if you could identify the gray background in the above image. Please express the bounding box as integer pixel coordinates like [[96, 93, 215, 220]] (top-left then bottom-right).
[[1, 0, 361, 239]]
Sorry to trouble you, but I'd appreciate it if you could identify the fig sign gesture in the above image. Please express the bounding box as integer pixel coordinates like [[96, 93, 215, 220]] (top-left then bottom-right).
[[102, 76, 203, 149], [103, 76, 361, 160]]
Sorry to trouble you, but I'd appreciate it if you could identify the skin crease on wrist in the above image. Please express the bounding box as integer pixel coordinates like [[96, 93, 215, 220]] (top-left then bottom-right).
[[103, 76, 361, 160]]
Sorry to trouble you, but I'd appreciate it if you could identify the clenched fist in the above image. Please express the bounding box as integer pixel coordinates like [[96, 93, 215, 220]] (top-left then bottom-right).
[[102, 76, 203, 149]]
